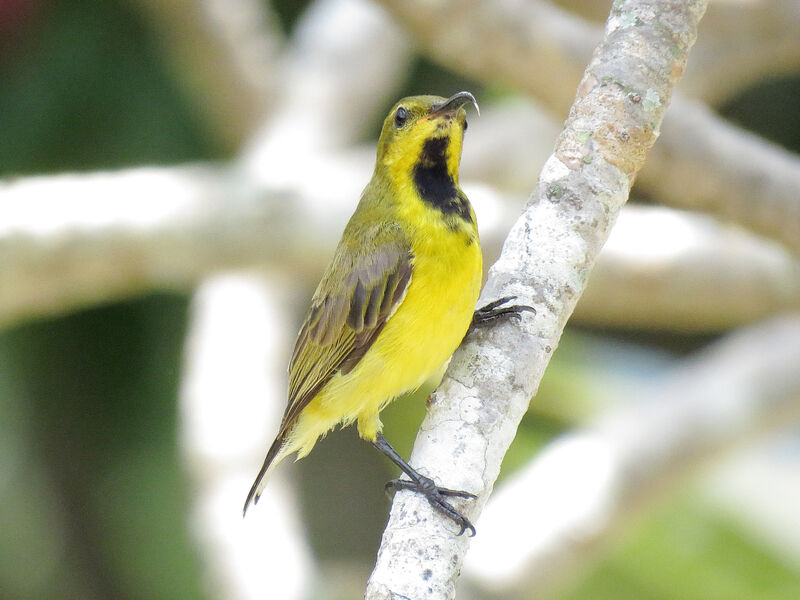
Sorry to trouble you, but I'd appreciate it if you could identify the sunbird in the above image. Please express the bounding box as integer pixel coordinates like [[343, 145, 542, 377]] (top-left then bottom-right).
[[244, 92, 531, 535]]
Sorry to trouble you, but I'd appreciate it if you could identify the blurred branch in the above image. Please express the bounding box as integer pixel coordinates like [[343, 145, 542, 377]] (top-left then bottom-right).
[[242, 0, 411, 165], [377, 0, 800, 256], [377, 0, 595, 115], [641, 96, 800, 256], [674, 0, 800, 103], [556, 0, 800, 102], [180, 274, 313, 600], [0, 0, 410, 330], [381, 0, 800, 107], [575, 205, 800, 331], [132, 0, 283, 150], [704, 438, 800, 569], [365, 1, 707, 598], [0, 161, 363, 329], [3, 164, 797, 332], [460, 97, 562, 193], [463, 315, 800, 598], [132, 0, 412, 154]]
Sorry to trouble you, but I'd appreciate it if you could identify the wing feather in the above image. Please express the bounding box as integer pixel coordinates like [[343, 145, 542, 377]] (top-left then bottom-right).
[[279, 224, 413, 432]]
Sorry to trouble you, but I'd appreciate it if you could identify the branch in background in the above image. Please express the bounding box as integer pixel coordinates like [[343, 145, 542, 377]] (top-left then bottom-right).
[[377, 0, 800, 256], [3, 161, 797, 333], [132, 0, 411, 155], [704, 438, 800, 570], [179, 274, 313, 600], [0, 162, 361, 329], [574, 205, 800, 331], [463, 316, 800, 598], [641, 96, 800, 255], [555, 0, 800, 102], [466, 95, 800, 258], [242, 0, 412, 170], [132, 0, 283, 150], [378, 0, 596, 116], [460, 97, 562, 194], [664, 0, 800, 103], [381, 0, 800, 109], [365, 1, 708, 598]]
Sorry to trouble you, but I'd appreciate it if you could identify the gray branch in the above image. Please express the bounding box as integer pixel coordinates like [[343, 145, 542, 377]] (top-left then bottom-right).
[[575, 205, 800, 331], [4, 161, 796, 334], [678, 0, 800, 102], [365, 1, 708, 598], [179, 275, 314, 600], [377, 0, 800, 256], [556, 0, 800, 101], [464, 315, 800, 598], [641, 96, 800, 255], [0, 163, 356, 329], [242, 0, 411, 162]]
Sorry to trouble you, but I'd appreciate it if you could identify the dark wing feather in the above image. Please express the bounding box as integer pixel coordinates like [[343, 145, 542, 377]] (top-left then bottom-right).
[[279, 224, 413, 431], [243, 223, 414, 515]]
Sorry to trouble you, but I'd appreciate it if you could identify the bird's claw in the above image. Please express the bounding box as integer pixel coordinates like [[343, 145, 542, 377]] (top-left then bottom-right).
[[384, 476, 477, 536], [471, 295, 535, 328]]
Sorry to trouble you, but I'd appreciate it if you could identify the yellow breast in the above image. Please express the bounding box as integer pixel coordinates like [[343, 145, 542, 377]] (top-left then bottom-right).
[[292, 201, 482, 455]]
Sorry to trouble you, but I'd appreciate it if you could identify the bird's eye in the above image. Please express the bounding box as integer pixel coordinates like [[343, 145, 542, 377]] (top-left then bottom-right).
[[463, 119, 468, 131], [394, 107, 408, 128]]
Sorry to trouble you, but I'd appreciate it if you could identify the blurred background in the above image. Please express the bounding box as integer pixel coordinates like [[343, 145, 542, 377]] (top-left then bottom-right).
[[1, 0, 799, 598]]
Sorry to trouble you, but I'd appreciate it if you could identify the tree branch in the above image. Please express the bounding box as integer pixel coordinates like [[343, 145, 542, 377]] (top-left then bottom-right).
[[179, 274, 314, 600], [575, 205, 800, 331], [242, 0, 412, 164], [376, 0, 800, 256], [0, 164, 350, 329], [703, 438, 800, 569], [365, 1, 708, 598], [4, 162, 796, 334], [557, 0, 800, 102], [463, 315, 800, 597], [377, 0, 596, 114], [676, 0, 800, 103], [640, 96, 800, 255]]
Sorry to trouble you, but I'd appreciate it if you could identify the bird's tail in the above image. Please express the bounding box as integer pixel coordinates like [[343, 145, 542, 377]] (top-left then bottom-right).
[[242, 434, 291, 517]]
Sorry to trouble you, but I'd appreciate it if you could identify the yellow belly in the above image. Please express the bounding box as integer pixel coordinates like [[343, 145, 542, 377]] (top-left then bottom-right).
[[289, 225, 482, 458]]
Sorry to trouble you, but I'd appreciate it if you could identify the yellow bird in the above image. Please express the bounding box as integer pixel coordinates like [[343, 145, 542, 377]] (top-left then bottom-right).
[[244, 92, 531, 535]]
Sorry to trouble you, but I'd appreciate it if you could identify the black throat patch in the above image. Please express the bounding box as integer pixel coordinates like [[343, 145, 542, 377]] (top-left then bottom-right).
[[412, 137, 472, 224]]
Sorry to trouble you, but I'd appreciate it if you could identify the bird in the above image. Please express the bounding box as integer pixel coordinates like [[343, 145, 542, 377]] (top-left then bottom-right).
[[243, 91, 532, 535]]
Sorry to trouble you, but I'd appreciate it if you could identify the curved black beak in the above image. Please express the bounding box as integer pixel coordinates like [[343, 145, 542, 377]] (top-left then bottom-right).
[[430, 91, 480, 116]]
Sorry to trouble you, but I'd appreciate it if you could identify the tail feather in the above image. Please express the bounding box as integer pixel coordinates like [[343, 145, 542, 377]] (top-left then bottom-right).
[[242, 434, 290, 517]]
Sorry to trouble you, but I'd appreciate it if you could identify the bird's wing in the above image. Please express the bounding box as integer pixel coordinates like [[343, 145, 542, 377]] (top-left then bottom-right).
[[280, 223, 413, 432]]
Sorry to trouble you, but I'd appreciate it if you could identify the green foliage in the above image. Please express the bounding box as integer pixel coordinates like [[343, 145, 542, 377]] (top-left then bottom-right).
[[0, 296, 203, 600], [566, 497, 800, 600], [0, 0, 220, 175]]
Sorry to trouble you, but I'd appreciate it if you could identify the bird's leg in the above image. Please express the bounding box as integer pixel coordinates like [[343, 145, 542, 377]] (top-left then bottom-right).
[[372, 432, 476, 536], [470, 295, 535, 329]]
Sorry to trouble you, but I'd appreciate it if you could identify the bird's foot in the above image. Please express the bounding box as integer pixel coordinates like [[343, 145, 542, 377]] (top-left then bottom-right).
[[385, 475, 477, 536], [471, 295, 535, 328]]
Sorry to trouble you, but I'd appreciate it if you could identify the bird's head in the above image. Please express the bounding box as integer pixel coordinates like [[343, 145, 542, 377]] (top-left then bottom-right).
[[375, 91, 479, 183]]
